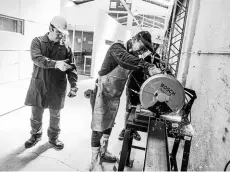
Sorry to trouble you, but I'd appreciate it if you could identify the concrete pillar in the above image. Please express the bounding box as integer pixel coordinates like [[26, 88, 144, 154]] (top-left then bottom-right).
[[177, 0, 201, 86]]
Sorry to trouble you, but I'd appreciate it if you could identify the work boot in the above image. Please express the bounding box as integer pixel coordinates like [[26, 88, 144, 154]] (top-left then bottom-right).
[[25, 134, 42, 148], [88, 147, 104, 171], [133, 130, 141, 141], [100, 134, 116, 163], [49, 138, 64, 151], [118, 129, 125, 140]]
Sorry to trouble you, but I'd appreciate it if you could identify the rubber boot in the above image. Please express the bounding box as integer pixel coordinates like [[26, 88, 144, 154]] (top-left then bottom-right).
[[88, 147, 104, 171], [100, 134, 116, 163]]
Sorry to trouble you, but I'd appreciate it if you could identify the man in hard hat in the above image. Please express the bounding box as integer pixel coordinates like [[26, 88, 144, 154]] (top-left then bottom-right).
[[24, 16, 78, 151], [88, 31, 157, 171]]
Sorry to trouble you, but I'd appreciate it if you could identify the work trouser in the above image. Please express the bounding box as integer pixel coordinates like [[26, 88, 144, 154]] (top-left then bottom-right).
[[30, 106, 61, 139], [125, 87, 140, 113], [91, 128, 112, 147]]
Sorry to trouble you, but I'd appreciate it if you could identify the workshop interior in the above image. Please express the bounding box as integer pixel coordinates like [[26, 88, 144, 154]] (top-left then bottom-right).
[[0, 0, 230, 171]]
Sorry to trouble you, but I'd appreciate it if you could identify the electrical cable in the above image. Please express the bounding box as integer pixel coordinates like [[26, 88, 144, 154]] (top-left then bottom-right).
[[224, 160, 230, 171], [0, 106, 26, 117]]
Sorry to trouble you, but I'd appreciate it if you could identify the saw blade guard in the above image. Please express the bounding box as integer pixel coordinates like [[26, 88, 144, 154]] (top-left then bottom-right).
[[140, 74, 185, 115]]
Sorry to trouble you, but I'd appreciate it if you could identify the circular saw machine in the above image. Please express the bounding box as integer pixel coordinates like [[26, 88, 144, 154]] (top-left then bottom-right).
[[117, 74, 197, 172]]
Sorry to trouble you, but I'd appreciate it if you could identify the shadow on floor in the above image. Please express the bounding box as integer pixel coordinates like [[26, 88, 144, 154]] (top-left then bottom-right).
[[0, 142, 51, 171]]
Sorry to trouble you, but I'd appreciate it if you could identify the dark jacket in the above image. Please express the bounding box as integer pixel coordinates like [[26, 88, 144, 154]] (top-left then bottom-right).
[[126, 53, 161, 106], [25, 33, 78, 109], [127, 53, 161, 92], [98, 43, 151, 76]]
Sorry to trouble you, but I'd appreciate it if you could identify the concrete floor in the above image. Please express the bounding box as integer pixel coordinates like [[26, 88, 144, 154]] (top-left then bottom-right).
[[0, 76, 148, 171]]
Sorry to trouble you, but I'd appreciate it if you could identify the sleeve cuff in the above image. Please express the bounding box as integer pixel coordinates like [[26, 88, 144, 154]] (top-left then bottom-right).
[[70, 83, 77, 88], [50, 60, 56, 68]]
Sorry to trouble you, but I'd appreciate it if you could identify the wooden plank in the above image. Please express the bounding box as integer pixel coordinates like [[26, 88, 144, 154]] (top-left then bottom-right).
[[144, 119, 169, 171]]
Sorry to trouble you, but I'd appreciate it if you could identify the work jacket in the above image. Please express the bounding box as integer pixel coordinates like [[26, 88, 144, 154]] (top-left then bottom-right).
[[127, 53, 161, 92], [25, 33, 78, 109]]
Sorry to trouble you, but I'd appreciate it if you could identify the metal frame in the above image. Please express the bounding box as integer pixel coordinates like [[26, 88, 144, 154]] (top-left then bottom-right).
[[117, 87, 196, 171], [117, 110, 192, 171], [71, 0, 94, 5], [166, 0, 190, 77], [120, 0, 143, 29]]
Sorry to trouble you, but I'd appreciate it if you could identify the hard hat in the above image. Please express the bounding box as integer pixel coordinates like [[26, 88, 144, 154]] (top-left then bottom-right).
[[152, 35, 164, 45], [50, 16, 68, 35]]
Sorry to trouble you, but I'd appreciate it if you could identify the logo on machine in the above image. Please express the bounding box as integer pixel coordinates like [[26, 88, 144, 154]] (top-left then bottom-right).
[[160, 83, 176, 96]]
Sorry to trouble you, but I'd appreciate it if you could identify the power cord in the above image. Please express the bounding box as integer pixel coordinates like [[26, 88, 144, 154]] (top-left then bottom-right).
[[0, 106, 26, 117], [224, 160, 230, 171]]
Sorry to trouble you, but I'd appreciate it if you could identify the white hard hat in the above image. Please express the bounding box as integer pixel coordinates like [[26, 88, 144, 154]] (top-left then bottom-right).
[[152, 35, 164, 45], [50, 16, 68, 35]]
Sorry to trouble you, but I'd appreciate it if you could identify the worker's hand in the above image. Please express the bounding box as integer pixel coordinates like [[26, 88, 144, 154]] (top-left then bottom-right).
[[148, 65, 162, 76], [55, 61, 73, 72], [84, 89, 93, 99], [67, 87, 78, 98], [66, 63, 77, 72]]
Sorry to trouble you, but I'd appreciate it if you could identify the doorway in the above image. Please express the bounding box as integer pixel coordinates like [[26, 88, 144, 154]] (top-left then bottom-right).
[[69, 30, 94, 76]]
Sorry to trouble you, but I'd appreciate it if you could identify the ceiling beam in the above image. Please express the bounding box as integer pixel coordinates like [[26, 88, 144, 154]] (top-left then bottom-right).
[[71, 0, 94, 5]]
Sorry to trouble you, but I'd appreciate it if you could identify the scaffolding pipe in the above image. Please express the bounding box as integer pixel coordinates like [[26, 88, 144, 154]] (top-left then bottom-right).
[[175, 0, 190, 76], [119, 0, 143, 30], [166, 0, 178, 68]]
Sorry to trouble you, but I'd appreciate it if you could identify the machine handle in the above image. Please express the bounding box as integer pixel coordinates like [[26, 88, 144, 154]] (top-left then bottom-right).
[[182, 88, 197, 124], [184, 87, 197, 99]]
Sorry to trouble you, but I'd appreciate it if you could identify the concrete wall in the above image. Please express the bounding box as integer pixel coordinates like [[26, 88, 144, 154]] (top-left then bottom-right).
[[0, 0, 60, 83], [177, 0, 230, 170], [91, 11, 131, 78]]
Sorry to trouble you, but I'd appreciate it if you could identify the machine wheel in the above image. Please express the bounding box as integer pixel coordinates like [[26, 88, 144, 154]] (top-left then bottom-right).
[[118, 129, 131, 171]]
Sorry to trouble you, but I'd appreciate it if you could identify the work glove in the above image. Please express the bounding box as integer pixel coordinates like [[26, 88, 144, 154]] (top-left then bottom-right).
[[67, 87, 78, 98], [148, 65, 162, 76], [55, 60, 73, 72], [84, 89, 93, 99], [66, 63, 77, 73]]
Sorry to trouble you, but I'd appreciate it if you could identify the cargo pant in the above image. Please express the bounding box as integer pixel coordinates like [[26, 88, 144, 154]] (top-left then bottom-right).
[[30, 106, 61, 139]]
